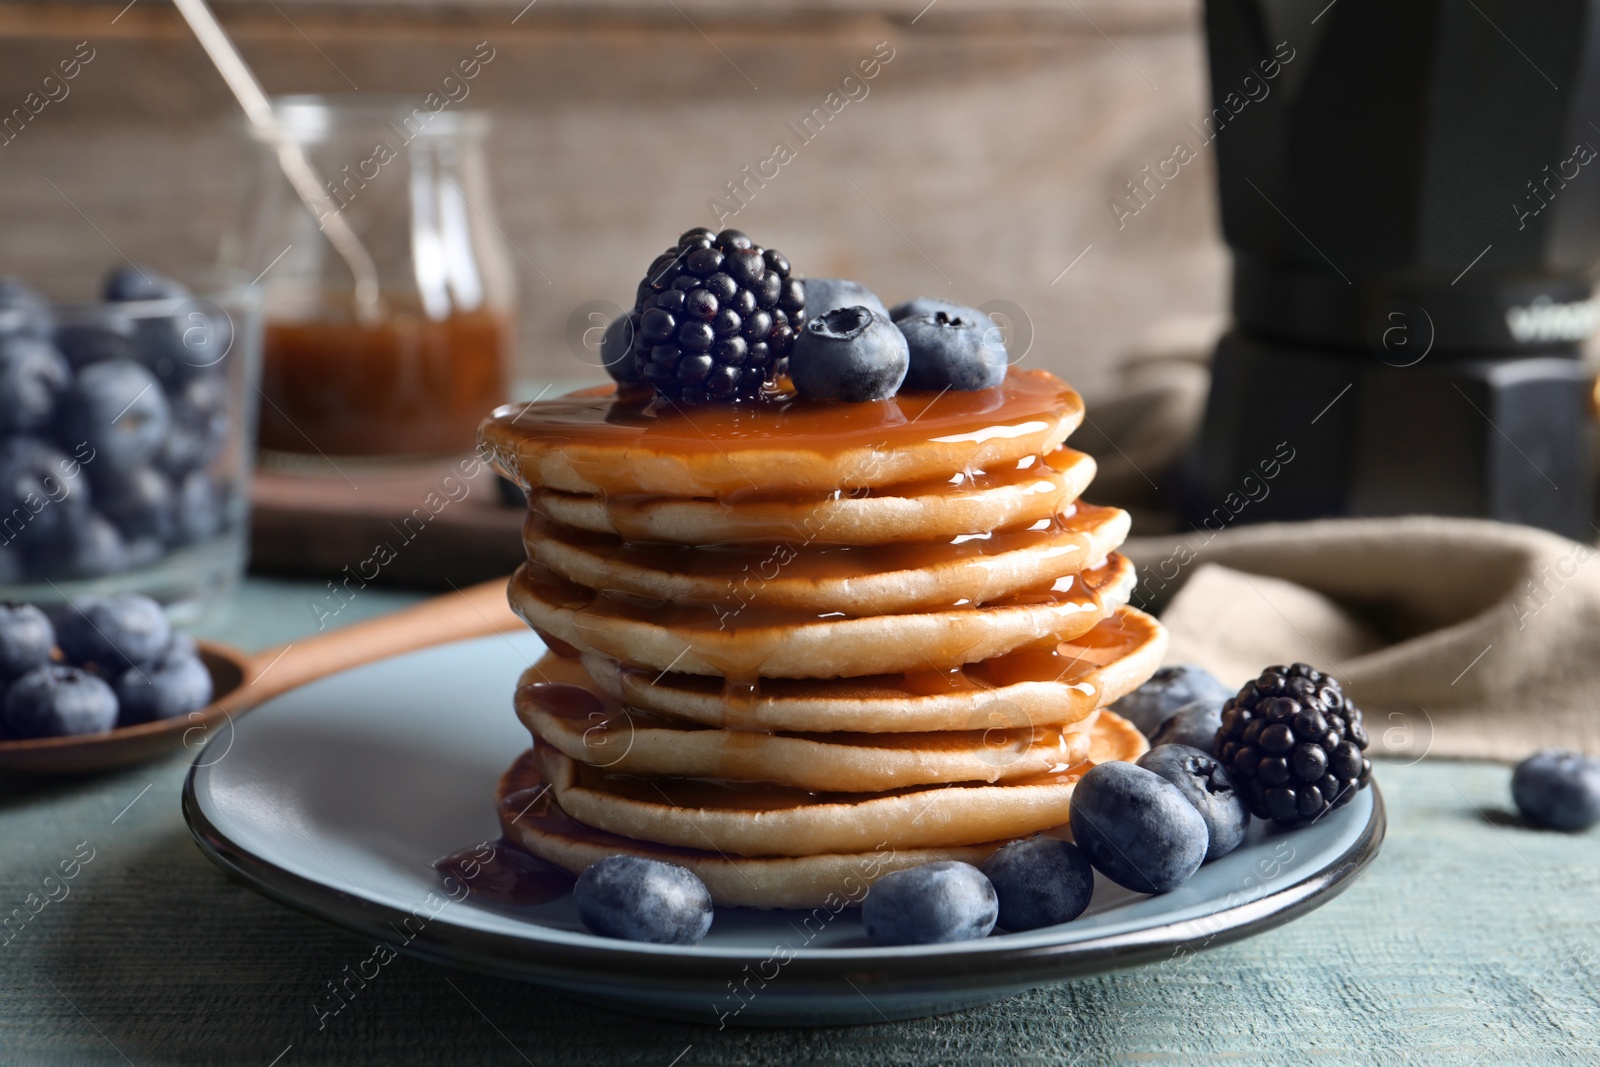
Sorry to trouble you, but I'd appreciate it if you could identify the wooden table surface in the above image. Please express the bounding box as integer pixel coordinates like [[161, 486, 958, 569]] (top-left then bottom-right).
[[2, 578, 1597, 1066]]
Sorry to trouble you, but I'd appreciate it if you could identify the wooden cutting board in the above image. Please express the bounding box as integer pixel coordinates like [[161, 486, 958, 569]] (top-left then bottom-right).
[[249, 454, 527, 587]]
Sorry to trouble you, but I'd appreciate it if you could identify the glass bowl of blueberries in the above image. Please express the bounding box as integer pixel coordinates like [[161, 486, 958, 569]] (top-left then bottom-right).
[[0, 264, 261, 619]]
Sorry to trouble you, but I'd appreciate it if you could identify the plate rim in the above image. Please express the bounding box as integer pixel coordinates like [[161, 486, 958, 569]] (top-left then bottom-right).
[[180, 642, 1386, 993]]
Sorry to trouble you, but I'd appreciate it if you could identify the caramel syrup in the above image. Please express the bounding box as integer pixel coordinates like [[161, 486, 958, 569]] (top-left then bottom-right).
[[263, 304, 510, 457], [432, 836, 574, 907], [473, 371, 1075, 479]]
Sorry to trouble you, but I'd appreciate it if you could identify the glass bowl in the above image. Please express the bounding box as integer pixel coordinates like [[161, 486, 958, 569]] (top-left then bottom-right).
[[0, 273, 262, 621]]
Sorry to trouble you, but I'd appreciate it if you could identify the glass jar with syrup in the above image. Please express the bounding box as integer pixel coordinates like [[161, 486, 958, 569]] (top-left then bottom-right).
[[225, 95, 516, 461]]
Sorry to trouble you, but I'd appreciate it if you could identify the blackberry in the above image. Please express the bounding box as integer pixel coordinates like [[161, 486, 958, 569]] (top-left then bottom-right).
[[1213, 662, 1372, 827], [624, 228, 804, 403]]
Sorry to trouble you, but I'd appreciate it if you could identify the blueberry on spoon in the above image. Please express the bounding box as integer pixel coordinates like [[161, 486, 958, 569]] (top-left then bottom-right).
[[2, 665, 119, 739], [0, 603, 55, 681]]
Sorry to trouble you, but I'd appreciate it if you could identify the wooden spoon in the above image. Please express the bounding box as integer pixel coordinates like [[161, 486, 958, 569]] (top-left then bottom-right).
[[0, 578, 521, 775]]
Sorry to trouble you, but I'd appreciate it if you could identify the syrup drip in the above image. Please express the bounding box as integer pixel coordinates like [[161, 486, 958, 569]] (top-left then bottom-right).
[[496, 763, 714, 863], [721, 675, 764, 734], [432, 836, 575, 907]]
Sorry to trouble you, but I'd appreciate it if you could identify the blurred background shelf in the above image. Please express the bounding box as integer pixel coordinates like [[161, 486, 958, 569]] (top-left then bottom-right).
[[0, 0, 1220, 400]]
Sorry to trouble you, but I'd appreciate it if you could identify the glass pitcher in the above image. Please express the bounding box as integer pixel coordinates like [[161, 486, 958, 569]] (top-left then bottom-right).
[[225, 94, 516, 461]]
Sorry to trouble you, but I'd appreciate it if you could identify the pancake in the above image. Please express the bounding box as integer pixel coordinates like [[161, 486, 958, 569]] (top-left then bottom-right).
[[524, 502, 1130, 615], [497, 758, 1004, 910], [537, 742, 1083, 857], [517, 675, 1095, 791], [481, 370, 1084, 497], [527, 447, 1098, 547], [575, 605, 1167, 733], [508, 553, 1136, 678], [494, 708, 1148, 908]]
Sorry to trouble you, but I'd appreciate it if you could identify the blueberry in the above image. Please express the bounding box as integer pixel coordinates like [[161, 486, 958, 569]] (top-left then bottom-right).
[[1136, 744, 1250, 860], [156, 372, 229, 477], [1069, 761, 1208, 893], [889, 296, 996, 329], [980, 835, 1094, 931], [135, 301, 232, 385], [103, 264, 189, 303], [573, 855, 713, 944], [799, 278, 889, 319], [1113, 665, 1233, 738], [161, 631, 199, 661], [600, 312, 640, 385], [57, 360, 172, 472], [26, 511, 127, 579], [0, 336, 70, 437], [55, 594, 170, 673], [789, 306, 908, 403], [1, 666, 118, 739], [94, 466, 175, 544], [115, 645, 213, 725], [53, 309, 140, 370], [1149, 700, 1225, 755], [170, 471, 222, 545], [862, 861, 998, 946], [0, 276, 52, 340], [0, 436, 90, 544], [898, 311, 1007, 392], [1512, 749, 1600, 831], [0, 603, 55, 681], [0, 546, 21, 584]]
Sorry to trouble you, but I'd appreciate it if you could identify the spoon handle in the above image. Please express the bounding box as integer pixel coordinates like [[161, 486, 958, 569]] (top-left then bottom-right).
[[171, 0, 386, 323], [221, 578, 521, 712]]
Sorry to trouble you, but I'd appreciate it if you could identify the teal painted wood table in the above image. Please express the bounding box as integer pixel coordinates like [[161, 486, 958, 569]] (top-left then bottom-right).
[[2, 579, 1597, 1065]]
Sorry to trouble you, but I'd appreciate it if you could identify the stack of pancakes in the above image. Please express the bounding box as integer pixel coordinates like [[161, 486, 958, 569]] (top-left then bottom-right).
[[481, 369, 1163, 909]]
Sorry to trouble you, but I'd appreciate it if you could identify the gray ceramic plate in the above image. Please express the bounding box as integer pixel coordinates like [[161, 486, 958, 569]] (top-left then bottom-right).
[[182, 633, 1384, 1027]]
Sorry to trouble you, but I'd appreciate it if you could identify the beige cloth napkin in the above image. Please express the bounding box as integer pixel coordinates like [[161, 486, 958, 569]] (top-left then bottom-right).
[[1121, 518, 1600, 762]]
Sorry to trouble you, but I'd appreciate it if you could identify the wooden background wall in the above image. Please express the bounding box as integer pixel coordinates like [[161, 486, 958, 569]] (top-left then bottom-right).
[[0, 0, 1223, 396]]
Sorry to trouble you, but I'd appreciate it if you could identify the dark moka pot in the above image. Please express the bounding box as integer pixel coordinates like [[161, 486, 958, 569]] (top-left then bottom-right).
[[1187, 0, 1600, 537]]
